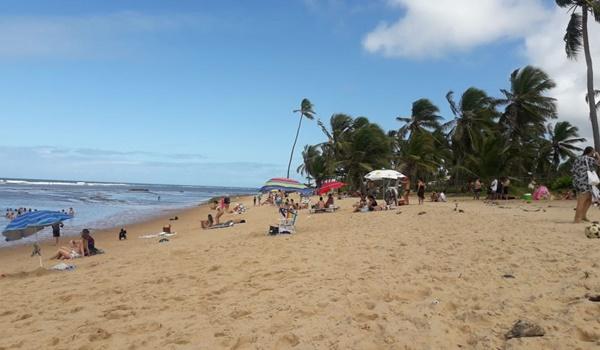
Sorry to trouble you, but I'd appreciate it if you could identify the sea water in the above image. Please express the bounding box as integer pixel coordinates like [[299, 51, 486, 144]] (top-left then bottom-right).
[[0, 178, 256, 247]]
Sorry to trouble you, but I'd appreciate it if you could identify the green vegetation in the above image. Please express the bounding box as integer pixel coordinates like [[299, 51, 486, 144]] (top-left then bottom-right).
[[297, 66, 586, 193], [556, 0, 600, 150]]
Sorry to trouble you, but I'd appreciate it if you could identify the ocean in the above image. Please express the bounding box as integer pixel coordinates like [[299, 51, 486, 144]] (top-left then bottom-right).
[[0, 178, 256, 247]]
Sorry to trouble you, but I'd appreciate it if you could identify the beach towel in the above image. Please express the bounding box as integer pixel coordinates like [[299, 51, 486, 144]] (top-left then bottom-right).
[[51, 262, 75, 271], [139, 232, 177, 239], [208, 221, 235, 229]]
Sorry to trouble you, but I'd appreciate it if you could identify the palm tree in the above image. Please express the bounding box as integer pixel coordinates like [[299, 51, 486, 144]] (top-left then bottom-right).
[[296, 144, 328, 187], [397, 99, 443, 139], [498, 66, 557, 140], [556, 0, 600, 150], [445, 88, 497, 151], [546, 121, 585, 169], [445, 88, 498, 185], [287, 98, 315, 178]]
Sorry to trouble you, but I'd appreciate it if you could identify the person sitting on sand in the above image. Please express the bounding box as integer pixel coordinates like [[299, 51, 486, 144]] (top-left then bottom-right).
[[201, 214, 215, 229], [81, 229, 102, 256], [325, 193, 334, 208], [438, 191, 447, 202], [316, 197, 326, 210], [430, 192, 439, 202], [52, 239, 87, 260], [353, 196, 368, 212], [367, 195, 383, 211]]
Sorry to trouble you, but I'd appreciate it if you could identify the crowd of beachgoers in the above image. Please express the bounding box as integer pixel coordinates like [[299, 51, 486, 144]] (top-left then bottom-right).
[[4, 207, 75, 221]]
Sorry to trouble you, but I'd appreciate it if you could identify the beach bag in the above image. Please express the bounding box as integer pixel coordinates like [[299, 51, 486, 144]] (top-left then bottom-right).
[[268, 226, 279, 235], [586, 158, 600, 186]]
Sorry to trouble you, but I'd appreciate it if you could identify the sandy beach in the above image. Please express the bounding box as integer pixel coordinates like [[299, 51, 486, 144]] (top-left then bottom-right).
[[1, 195, 600, 349]]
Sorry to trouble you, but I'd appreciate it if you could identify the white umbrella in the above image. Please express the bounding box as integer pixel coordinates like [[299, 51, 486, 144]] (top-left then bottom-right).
[[364, 169, 406, 181]]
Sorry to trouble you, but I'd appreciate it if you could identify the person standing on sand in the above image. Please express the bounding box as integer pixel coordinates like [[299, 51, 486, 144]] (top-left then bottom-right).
[[490, 178, 498, 200], [52, 222, 64, 245], [572, 146, 600, 223], [417, 179, 425, 205], [401, 177, 410, 205], [473, 178, 482, 200]]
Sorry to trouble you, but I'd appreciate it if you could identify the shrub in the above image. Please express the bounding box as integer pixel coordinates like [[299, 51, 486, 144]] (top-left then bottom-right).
[[551, 176, 572, 190]]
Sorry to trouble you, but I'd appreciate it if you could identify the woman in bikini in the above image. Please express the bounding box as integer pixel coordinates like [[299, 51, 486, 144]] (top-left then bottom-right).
[[52, 239, 86, 260]]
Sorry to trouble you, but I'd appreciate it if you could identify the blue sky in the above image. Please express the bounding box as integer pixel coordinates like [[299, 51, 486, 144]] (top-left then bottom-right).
[[0, 0, 597, 187]]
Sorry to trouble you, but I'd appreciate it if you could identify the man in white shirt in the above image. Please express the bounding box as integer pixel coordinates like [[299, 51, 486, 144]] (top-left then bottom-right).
[[490, 178, 498, 199]]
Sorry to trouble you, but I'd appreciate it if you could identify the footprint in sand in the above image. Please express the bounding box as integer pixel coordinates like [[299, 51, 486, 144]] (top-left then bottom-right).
[[229, 309, 252, 319], [275, 333, 300, 348], [88, 328, 111, 342]]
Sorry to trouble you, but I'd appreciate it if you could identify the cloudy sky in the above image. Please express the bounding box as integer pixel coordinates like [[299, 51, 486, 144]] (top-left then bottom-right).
[[0, 0, 597, 187]]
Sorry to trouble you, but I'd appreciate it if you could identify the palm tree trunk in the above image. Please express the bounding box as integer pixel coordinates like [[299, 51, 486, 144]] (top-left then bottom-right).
[[287, 115, 304, 178], [582, 6, 600, 151]]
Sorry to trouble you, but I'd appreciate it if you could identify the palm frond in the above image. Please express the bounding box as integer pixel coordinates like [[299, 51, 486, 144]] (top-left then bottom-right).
[[564, 12, 583, 59]]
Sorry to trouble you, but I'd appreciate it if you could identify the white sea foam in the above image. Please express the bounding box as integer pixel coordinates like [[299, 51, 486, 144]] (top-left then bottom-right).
[[2, 179, 128, 187]]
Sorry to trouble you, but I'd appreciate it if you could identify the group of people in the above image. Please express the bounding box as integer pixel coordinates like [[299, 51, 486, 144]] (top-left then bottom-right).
[[5, 207, 37, 221], [201, 196, 247, 229], [4, 207, 75, 221], [52, 228, 101, 260]]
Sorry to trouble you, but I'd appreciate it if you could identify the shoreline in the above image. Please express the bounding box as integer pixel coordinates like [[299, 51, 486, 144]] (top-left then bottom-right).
[[0, 195, 253, 267]]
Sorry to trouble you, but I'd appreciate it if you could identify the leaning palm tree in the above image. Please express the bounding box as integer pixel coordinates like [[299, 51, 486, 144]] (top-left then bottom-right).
[[556, 0, 600, 150], [498, 66, 557, 141], [445, 87, 497, 152], [287, 98, 315, 178], [397, 98, 443, 139], [547, 121, 586, 169]]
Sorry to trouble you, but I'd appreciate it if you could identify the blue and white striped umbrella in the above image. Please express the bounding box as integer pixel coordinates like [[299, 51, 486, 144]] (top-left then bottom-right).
[[2, 210, 72, 242]]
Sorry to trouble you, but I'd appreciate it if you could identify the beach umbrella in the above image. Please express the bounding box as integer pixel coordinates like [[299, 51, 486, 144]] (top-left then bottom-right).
[[317, 180, 346, 195], [2, 210, 72, 267], [364, 169, 406, 181], [260, 178, 312, 194]]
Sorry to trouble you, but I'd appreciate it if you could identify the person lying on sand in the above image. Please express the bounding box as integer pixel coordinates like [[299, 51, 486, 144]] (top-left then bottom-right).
[[353, 196, 368, 212], [52, 239, 87, 260], [201, 214, 246, 229]]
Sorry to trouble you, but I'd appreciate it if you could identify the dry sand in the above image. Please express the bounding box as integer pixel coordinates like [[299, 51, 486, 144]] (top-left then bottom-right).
[[1, 196, 600, 349]]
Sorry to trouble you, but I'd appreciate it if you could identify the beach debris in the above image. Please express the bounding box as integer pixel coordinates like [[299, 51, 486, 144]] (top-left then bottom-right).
[[585, 222, 600, 238], [396, 211, 402, 215], [458, 209, 465, 213], [418, 211, 427, 215], [586, 294, 600, 302], [31, 243, 41, 257], [502, 274, 515, 279], [51, 263, 75, 271], [505, 320, 545, 339], [169, 216, 179, 221], [454, 203, 458, 211], [431, 298, 440, 305], [520, 207, 541, 212], [158, 238, 169, 243]]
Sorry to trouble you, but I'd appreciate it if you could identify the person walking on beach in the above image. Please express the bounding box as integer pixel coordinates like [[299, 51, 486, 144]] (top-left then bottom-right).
[[417, 179, 425, 205], [572, 146, 600, 223], [52, 222, 64, 245], [473, 178, 482, 200]]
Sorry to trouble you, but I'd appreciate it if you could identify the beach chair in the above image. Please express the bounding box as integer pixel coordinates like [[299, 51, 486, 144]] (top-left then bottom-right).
[[278, 210, 298, 234]]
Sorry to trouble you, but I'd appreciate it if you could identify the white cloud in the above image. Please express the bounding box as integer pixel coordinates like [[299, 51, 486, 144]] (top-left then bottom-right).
[[362, 0, 600, 143], [0, 12, 205, 59], [363, 0, 548, 58], [523, 7, 600, 143]]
